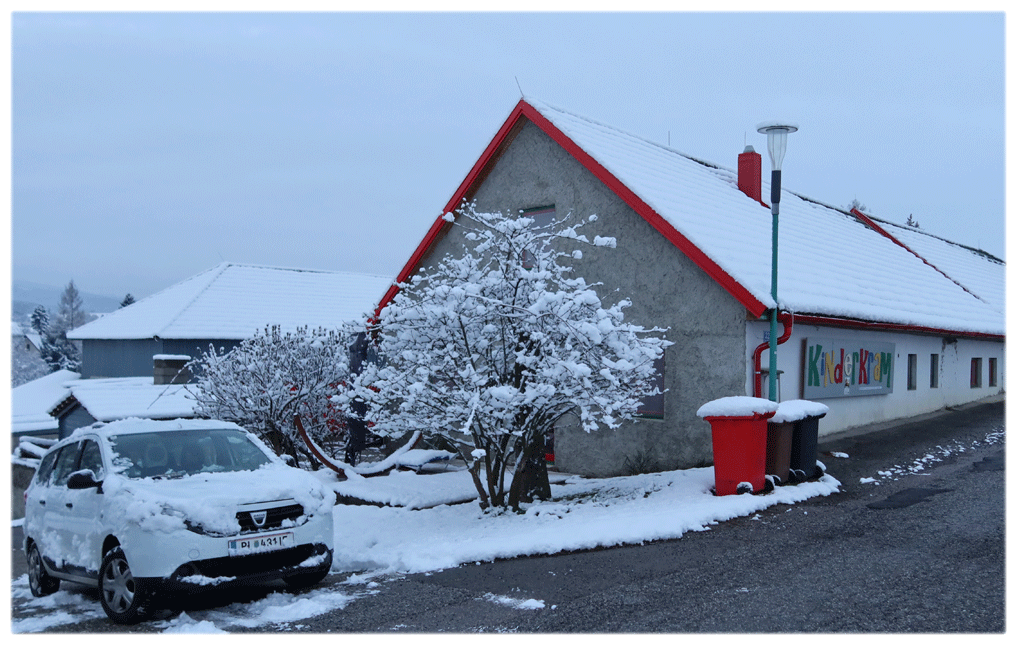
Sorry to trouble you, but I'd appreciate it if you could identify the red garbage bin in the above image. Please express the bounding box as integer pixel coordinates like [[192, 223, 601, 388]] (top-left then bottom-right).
[[697, 397, 779, 496]]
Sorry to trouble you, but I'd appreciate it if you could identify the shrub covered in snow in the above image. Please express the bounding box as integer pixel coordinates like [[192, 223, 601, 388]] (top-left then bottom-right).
[[355, 204, 670, 511], [189, 325, 359, 468]]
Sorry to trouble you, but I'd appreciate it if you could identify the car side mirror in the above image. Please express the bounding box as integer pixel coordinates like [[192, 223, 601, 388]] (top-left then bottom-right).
[[67, 470, 102, 491]]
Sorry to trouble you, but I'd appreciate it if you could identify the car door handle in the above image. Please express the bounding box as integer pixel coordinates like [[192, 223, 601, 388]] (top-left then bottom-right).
[[38, 500, 45, 506]]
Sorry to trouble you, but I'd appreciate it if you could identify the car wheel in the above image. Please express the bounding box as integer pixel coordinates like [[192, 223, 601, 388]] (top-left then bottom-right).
[[99, 547, 149, 624], [27, 543, 59, 597]]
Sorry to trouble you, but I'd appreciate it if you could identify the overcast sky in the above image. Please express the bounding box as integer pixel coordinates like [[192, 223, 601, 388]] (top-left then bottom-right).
[[8, 10, 1007, 303]]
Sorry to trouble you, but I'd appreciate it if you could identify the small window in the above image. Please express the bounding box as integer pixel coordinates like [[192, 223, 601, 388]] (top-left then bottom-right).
[[929, 354, 939, 388], [520, 205, 556, 269], [971, 358, 983, 388], [636, 355, 665, 419], [907, 354, 918, 390], [988, 358, 998, 387]]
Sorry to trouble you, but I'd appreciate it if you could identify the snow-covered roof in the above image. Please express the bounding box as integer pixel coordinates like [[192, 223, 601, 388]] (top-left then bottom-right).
[[396, 99, 1003, 338], [68, 378, 198, 422], [11, 370, 80, 434], [870, 218, 1005, 314], [527, 100, 1003, 336], [11, 322, 43, 349], [68, 262, 394, 341]]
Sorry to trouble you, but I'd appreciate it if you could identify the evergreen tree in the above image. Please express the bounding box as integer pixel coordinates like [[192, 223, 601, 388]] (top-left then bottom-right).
[[39, 331, 80, 373], [30, 306, 49, 336], [120, 293, 136, 308]]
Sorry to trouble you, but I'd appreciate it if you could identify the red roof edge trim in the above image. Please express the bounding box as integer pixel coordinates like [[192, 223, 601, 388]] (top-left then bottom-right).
[[375, 101, 531, 317], [849, 208, 986, 303], [517, 102, 770, 318], [376, 99, 770, 319], [793, 313, 1004, 341]]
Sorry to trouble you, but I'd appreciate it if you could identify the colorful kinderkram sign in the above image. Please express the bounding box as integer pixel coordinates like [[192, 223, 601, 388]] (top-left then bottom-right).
[[804, 337, 894, 399]]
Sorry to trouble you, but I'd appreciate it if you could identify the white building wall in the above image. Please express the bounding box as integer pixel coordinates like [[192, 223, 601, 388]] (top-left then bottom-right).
[[745, 320, 1004, 436]]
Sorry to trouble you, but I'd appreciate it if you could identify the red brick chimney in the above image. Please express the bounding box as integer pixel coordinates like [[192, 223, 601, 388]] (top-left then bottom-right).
[[738, 145, 763, 203]]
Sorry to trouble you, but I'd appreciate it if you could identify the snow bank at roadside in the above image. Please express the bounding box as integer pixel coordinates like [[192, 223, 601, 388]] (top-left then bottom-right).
[[330, 466, 841, 574]]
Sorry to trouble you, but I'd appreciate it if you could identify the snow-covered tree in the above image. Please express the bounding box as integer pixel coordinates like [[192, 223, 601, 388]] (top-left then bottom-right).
[[30, 306, 49, 336], [906, 214, 921, 229], [847, 198, 868, 212], [189, 325, 358, 468], [120, 293, 136, 308], [357, 204, 670, 511], [54, 280, 88, 333], [39, 331, 80, 373]]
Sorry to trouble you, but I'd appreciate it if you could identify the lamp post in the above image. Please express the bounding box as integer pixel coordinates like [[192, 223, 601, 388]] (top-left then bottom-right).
[[757, 122, 798, 402]]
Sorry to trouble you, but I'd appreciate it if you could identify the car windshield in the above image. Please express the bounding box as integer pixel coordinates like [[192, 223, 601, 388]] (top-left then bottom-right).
[[108, 428, 273, 479]]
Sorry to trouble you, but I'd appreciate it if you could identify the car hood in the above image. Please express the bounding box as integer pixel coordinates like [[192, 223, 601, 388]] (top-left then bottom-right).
[[104, 464, 333, 536]]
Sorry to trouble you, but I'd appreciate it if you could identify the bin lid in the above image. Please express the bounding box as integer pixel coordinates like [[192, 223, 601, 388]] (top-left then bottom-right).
[[697, 396, 779, 419], [770, 399, 830, 423]]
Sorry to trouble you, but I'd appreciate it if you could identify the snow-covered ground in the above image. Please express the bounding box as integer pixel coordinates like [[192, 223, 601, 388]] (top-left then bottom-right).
[[11, 462, 840, 633]]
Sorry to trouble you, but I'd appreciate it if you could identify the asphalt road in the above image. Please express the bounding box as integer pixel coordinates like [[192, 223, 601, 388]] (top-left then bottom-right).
[[12, 399, 1005, 633]]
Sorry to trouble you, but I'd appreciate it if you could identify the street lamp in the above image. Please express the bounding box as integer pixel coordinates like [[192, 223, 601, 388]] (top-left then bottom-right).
[[757, 122, 798, 402]]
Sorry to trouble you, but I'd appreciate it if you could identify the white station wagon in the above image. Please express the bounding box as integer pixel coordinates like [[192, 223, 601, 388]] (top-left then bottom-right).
[[23, 418, 335, 624]]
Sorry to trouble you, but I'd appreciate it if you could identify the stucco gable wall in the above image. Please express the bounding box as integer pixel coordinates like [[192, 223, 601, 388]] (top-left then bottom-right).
[[422, 120, 749, 476]]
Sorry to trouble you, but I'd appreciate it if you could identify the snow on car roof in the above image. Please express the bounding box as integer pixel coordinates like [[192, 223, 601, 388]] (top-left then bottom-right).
[[70, 417, 247, 440]]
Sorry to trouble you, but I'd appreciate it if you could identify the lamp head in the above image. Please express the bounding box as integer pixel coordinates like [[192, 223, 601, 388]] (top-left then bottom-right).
[[756, 122, 798, 171]]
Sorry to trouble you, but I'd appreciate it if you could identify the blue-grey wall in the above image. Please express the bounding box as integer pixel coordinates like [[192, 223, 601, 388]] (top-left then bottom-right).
[[79, 338, 241, 379]]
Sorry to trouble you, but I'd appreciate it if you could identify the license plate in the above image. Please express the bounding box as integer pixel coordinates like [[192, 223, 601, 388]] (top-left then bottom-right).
[[228, 532, 294, 556]]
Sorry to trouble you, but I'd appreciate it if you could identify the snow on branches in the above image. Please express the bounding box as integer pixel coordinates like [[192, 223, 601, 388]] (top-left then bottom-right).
[[362, 204, 670, 510], [189, 325, 357, 469]]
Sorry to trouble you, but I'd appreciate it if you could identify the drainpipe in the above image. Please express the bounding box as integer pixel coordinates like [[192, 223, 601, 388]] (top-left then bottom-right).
[[753, 310, 793, 398]]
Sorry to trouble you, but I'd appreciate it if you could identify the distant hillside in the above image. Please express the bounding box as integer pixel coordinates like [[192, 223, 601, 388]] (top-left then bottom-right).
[[12, 280, 122, 322]]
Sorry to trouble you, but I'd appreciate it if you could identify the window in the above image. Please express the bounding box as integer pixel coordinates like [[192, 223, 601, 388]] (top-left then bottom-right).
[[51, 442, 83, 487], [520, 205, 556, 269], [929, 353, 939, 388], [907, 354, 918, 390], [636, 355, 665, 419], [971, 358, 983, 388], [78, 440, 104, 479], [34, 449, 60, 486], [989, 358, 998, 387]]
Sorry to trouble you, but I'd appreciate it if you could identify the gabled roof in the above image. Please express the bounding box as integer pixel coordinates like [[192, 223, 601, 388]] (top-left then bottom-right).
[[68, 262, 394, 341], [382, 99, 1003, 338]]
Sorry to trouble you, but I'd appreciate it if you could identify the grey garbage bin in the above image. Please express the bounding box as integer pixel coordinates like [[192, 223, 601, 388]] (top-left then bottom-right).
[[783, 400, 829, 482]]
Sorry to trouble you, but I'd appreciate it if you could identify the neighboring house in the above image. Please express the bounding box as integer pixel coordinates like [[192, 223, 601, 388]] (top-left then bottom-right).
[[377, 98, 1005, 477], [67, 262, 395, 379], [11, 367, 199, 442], [15, 263, 394, 440], [11, 321, 43, 355], [11, 370, 84, 443]]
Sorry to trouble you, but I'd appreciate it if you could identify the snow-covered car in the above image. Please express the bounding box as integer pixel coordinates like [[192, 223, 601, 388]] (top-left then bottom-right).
[[23, 418, 335, 624]]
